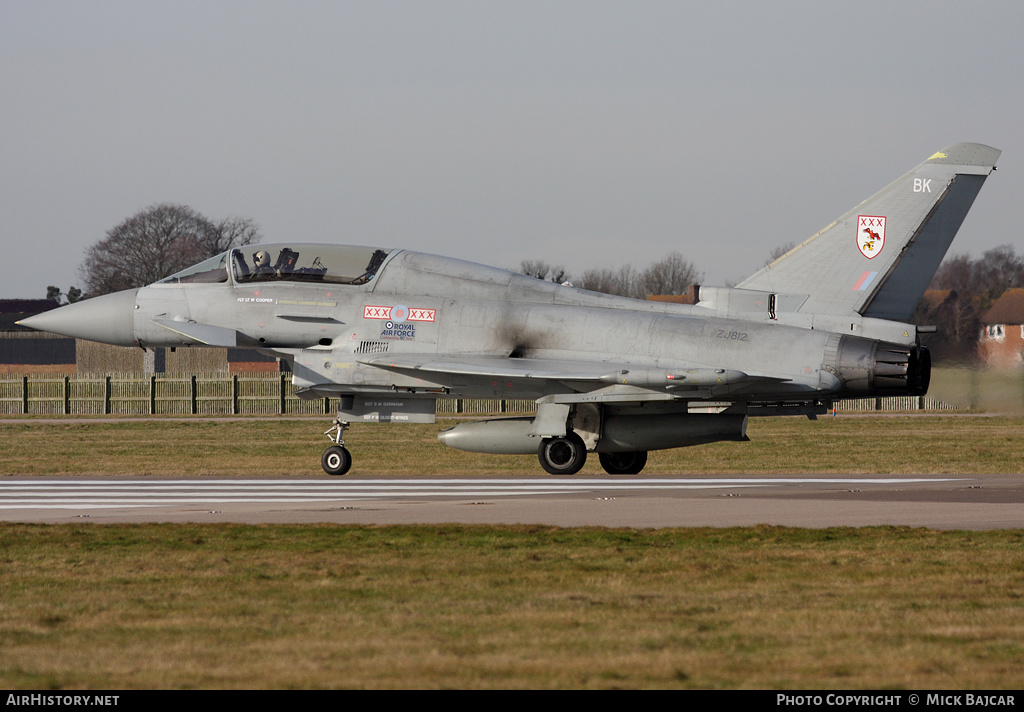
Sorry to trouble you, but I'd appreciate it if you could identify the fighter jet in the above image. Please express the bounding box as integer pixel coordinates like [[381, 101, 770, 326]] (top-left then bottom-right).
[[20, 143, 1000, 476]]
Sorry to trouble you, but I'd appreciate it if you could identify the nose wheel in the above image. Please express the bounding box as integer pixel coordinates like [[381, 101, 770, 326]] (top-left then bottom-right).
[[322, 445, 352, 476], [322, 419, 352, 476]]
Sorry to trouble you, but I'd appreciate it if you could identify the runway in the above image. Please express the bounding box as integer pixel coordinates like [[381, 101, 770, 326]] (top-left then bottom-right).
[[2, 474, 1022, 529]]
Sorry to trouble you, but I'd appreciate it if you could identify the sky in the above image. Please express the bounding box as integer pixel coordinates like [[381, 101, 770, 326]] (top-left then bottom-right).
[[2, 0, 1022, 298]]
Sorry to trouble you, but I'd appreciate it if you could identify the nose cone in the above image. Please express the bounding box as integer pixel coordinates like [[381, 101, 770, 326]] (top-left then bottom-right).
[[18, 289, 139, 346]]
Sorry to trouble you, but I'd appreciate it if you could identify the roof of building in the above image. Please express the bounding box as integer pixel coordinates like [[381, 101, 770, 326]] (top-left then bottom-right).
[[981, 288, 1024, 325], [647, 285, 699, 305]]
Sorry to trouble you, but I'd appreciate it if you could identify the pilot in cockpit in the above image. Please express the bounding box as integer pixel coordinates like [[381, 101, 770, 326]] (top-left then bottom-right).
[[252, 250, 274, 277]]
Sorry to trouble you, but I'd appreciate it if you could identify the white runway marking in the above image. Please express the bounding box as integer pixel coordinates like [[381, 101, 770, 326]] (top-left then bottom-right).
[[0, 478, 962, 510]]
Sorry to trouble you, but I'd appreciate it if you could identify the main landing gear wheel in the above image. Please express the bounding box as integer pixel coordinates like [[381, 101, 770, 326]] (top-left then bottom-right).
[[538, 433, 587, 475], [598, 451, 648, 475], [322, 445, 352, 476]]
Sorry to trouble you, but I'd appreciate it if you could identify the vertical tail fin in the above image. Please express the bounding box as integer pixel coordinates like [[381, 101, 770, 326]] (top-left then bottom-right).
[[738, 143, 1000, 321]]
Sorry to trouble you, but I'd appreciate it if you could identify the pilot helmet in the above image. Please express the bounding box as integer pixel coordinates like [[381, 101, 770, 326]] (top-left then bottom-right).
[[254, 251, 271, 268]]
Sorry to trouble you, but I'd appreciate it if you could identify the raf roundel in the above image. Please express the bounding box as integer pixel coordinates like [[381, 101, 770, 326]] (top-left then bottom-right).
[[390, 305, 409, 323]]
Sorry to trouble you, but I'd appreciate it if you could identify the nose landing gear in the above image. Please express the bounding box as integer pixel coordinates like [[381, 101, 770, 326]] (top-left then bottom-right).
[[322, 419, 352, 476]]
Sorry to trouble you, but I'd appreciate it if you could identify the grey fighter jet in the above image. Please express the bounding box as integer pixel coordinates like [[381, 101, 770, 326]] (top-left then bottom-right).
[[20, 143, 1000, 476]]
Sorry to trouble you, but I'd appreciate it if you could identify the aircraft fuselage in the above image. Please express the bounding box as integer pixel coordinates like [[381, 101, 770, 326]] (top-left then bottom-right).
[[19, 142, 999, 475]]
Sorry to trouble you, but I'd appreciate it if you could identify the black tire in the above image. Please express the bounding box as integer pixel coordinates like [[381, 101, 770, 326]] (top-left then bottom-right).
[[322, 445, 352, 476], [598, 451, 648, 475], [538, 433, 587, 475]]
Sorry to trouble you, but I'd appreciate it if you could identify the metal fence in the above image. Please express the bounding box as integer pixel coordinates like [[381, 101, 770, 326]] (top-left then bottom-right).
[[0, 374, 312, 416], [0, 373, 961, 416], [833, 396, 960, 412]]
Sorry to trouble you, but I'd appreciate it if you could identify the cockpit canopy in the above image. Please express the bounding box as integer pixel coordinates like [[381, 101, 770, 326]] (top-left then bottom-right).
[[159, 244, 392, 286]]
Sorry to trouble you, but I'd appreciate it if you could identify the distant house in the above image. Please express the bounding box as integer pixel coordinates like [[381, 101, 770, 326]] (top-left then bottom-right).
[[978, 288, 1024, 368], [647, 285, 700, 305]]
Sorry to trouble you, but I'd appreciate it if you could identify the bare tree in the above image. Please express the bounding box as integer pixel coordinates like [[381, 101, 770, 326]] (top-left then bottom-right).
[[765, 241, 796, 266], [971, 245, 1024, 308], [638, 252, 702, 296], [919, 245, 1024, 363], [210, 216, 262, 255], [573, 253, 701, 299], [931, 245, 1024, 311], [78, 204, 261, 296], [574, 264, 639, 297]]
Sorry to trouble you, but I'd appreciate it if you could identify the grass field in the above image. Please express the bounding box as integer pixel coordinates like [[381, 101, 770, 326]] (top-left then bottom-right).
[[1, 523, 1023, 689], [1, 414, 1023, 689], [0, 413, 1022, 476]]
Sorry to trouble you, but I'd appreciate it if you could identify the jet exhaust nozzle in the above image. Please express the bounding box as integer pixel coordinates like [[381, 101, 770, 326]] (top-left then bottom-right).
[[829, 335, 931, 397]]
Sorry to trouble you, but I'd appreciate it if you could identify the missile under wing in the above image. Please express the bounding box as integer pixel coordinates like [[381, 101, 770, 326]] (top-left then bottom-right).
[[19, 143, 1001, 475]]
